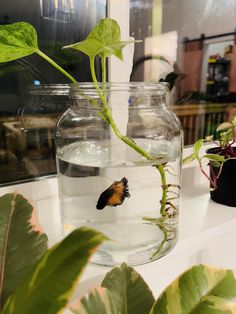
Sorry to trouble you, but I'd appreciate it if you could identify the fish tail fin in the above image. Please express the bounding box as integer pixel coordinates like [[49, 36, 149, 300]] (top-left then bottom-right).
[[121, 177, 128, 186], [121, 177, 130, 198]]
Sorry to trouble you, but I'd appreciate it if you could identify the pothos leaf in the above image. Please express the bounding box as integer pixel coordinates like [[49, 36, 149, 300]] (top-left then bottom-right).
[[63, 18, 136, 60], [0, 22, 39, 62], [87, 18, 136, 59], [88, 18, 120, 47], [63, 38, 110, 60]]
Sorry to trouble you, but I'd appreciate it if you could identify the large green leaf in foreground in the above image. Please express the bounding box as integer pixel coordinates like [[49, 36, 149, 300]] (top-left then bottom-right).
[[73, 263, 155, 314], [3, 227, 108, 314], [151, 264, 236, 314], [0, 193, 48, 310], [0, 22, 39, 62], [101, 263, 155, 314], [72, 288, 116, 314]]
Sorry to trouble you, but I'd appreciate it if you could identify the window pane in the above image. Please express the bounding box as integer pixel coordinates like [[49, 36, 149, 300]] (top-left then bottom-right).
[[0, 0, 106, 186]]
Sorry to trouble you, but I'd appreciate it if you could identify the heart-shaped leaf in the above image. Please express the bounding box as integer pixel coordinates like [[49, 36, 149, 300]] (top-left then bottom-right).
[[63, 18, 136, 60], [0, 22, 39, 62]]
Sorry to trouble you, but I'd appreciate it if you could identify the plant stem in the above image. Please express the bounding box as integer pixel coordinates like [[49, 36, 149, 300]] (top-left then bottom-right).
[[90, 56, 172, 221], [101, 56, 106, 86], [215, 163, 224, 180], [92, 56, 173, 254], [90, 56, 172, 227], [150, 224, 168, 259], [156, 164, 168, 216], [142, 217, 168, 259], [199, 158, 216, 189], [36, 50, 77, 83], [89, 57, 156, 161]]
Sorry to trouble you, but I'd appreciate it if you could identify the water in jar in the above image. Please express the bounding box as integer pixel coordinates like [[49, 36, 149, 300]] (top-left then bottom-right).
[[56, 137, 181, 266]]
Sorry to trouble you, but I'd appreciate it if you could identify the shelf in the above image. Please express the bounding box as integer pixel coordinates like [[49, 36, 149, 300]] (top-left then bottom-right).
[[207, 80, 229, 85], [208, 58, 231, 64]]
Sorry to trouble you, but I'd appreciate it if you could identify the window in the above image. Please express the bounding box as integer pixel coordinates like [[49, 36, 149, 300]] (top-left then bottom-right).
[[0, 0, 106, 185]]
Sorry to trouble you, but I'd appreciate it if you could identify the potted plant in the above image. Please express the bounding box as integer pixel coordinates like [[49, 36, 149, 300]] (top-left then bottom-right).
[[183, 116, 236, 206], [1, 192, 236, 313]]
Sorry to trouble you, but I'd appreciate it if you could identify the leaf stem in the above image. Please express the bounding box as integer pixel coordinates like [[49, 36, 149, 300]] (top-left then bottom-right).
[[93, 56, 173, 256], [156, 164, 168, 216], [199, 158, 216, 189], [142, 217, 168, 259], [101, 56, 106, 85], [90, 56, 173, 256], [150, 224, 168, 259], [89, 57, 156, 161], [36, 50, 77, 83]]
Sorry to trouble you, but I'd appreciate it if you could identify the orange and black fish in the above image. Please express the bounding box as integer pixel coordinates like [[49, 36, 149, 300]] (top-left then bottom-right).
[[96, 177, 130, 210]]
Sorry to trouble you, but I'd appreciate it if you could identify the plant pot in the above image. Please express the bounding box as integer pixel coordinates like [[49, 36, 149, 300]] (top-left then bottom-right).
[[207, 147, 236, 207], [55, 82, 183, 266]]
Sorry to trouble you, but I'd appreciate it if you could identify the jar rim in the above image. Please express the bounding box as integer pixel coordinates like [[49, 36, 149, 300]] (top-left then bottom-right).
[[70, 82, 169, 98], [28, 84, 70, 95]]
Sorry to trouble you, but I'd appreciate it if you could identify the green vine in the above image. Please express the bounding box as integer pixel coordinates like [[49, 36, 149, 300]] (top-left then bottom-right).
[[36, 50, 77, 83], [156, 164, 168, 216], [89, 58, 157, 161]]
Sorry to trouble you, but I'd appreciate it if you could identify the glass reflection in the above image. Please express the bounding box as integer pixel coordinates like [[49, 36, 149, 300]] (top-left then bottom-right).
[[130, 0, 236, 145]]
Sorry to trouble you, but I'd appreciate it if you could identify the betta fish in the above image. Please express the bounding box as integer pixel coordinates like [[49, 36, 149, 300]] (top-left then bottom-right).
[[96, 177, 130, 210]]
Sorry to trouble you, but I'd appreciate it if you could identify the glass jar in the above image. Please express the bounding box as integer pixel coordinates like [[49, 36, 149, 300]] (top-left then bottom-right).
[[2, 84, 71, 184], [19, 84, 71, 127], [55, 82, 183, 266], [17, 84, 71, 157]]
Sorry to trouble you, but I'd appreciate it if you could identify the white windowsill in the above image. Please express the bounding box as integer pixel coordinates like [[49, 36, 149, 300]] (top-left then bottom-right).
[[1, 144, 236, 299]]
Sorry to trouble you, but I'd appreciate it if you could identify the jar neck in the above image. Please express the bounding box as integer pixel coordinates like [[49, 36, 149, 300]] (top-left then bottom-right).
[[70, 82, 169, 110]]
